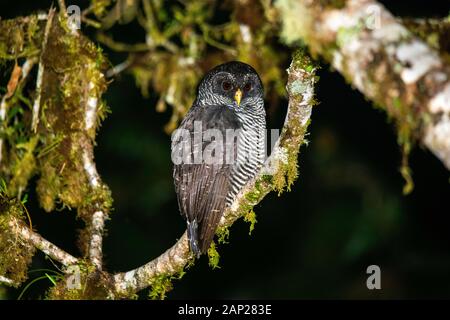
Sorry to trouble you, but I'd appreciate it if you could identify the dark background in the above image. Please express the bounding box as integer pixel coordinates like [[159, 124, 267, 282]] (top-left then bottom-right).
[[1, 0, 450, 299]]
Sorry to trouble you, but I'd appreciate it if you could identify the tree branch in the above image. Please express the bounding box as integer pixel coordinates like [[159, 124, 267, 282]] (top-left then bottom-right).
[[276, 0, 450, 169], [112, 51, 317, 297], [57, 0, 67, 15], [8, 217, 78, 267], [0, 275, 18, 287], [88, 210, 106, 270]]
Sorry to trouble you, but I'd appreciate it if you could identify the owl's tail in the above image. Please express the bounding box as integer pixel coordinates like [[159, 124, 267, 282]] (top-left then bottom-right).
[[187, 219, 201, 258]]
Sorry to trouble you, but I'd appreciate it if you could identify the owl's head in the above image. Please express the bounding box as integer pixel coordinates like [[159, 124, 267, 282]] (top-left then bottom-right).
[[196, 61, 264, 109]]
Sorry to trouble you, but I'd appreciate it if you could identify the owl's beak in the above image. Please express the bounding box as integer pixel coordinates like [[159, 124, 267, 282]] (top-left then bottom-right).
[[234, 88, 242, 106]]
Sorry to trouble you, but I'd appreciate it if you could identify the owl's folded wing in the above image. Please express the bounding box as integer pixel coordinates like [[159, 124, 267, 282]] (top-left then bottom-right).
[[172, 104, 240, 254]]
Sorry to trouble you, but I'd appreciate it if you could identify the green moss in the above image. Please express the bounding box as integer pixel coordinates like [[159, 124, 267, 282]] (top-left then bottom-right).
[[403, 17, 450, 62], [245, 188, 261, 204], [276, 0, 312, 46], [393, 97, 402, 109], [291, 49, 315, 70], [216, 226, 230, 244], [207, 241, 220, 270], [146, 267, 189, 300], [270, 50, 315, 196]]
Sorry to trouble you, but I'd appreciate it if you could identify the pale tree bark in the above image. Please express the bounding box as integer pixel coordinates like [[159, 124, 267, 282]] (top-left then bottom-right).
[[8, 217, 78, 267]]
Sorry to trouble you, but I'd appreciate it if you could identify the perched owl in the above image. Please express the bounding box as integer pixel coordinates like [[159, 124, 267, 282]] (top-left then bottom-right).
[[172, 61, 266, 257]]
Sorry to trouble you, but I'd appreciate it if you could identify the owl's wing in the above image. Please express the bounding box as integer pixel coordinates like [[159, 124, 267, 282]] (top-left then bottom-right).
[[172, 105, 240, 255]]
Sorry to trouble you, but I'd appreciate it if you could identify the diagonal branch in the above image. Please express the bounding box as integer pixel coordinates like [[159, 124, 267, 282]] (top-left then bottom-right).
[[276, 0, 450, 170], [81, 93, 109, 271], [8, 217, 78, 267], [112, 51, 317, 297]]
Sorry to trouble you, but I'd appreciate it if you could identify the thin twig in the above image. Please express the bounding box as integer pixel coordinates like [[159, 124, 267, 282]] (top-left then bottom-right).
[[8, 217, 78, 267], [112, 52, 317, 297]]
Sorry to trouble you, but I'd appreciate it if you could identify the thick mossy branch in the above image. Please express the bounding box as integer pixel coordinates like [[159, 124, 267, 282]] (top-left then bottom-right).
[[276, 0, 450, 172], [0, 14, 112, 216], [111, 50, 317, 298]]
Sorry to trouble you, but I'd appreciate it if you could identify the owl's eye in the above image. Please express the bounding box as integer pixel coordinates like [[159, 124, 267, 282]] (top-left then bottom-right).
[[243, 82, 252, 92], [222, 81, 232, 91]]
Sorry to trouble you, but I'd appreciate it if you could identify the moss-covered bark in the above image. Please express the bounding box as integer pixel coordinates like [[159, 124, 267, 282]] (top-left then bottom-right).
[[34, 15, 111, 214], [111, 50, 317, 297], [0, 9, 112, 296]]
